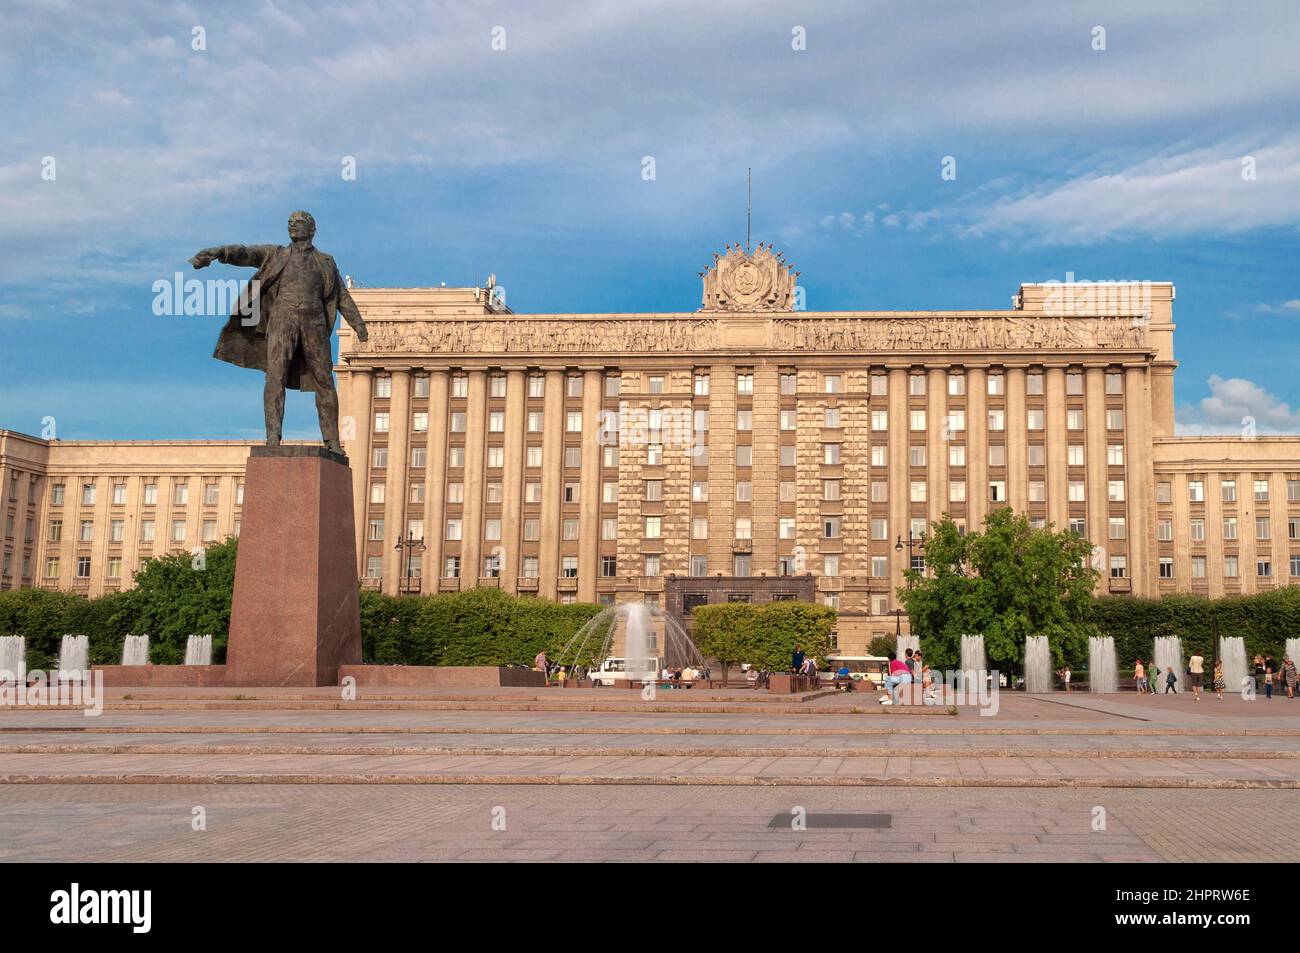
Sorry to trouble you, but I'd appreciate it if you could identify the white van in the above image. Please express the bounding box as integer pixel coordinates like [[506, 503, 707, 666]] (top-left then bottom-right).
[[589, 656, 664, 687]]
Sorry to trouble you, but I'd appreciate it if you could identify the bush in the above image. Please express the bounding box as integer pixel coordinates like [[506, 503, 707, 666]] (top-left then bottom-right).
[[693, 600, 835, 680]]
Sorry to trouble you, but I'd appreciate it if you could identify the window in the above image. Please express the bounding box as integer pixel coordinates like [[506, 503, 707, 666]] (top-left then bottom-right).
[[376, 376, 392, 398], [523, 519, 539, 541], [780, 481, 796, 502], [1156, 482, 1171, 503], [736, 373, 753, 395], [603, 445, 619, 468], [1068, 444, 1084, 466], [1108, 444, 1125, 466], [1157, 519, 1173, 542], [780, 373, 797, 395], [521, 557, 539, 579], [564, 482, 579, 503], [694, 373, 711, 396], [910, 410, 926, 431], [823, 516, 841, 538], [1224, 555, 1239, 578], [566, 411, 583, 433], [79, 520, 94, 542], [1108, 481, 1125, 502], [988, 410, 1005, 431], [602, 518, 616, 541], [910, 446, 926, 467], [823, 479, 841, 501], [825, 374, 842, 394], [173, 483, 189, 505], [1221, 480, 1236, 502], [1188, 481, 1204, 502], [950, 481, 966, 502], [1028, 444, 1045, 467], [444, 556, 461, 579], [737, 409, 753, 431], [735, 518, 752, 540], [780, 445, 796, 467], [372, 447, 388, 468], [1159, 558, 1174, 579], [872, 446, 887, 467], [48, 520, 62, 542], [448, 447, 465, 467], [989, 481, 1006, 502], [872, 555, 888, 578], [910, 481, 927, 503], [1109, 555, 1127, 578], [601, 555, 617, 578], [374, 412, 390, 433], [140, 520, 155, 542], [823, 407, 840, 429], [1255, 479, 1270, 502], [1190, 518, 1205, 542], [987, 374, 1005, 396], [823, 444, 840, 465], [447, 483, 464, 504], [527, 411, 544, 432], [1027, 409, 1044, 431], [81, 483, 96, 506], [52, 484, 65, 505], [871, 519, 888, 541], [410, 483, 424, 504], [112, 483, 127, 505], [110, 519, 124, 542], [691, 555, 708, 577], [948, 410, 966, 433], [171, 520, 186, 543], [948, 374, 965, 396], [647, 444, 664, 466], [413, 375, 430, 398], [487, 411, 504, 433], [1222, 517, 1238, 540], [1029, 481, 1046, 503], [451, 375, 468, 398], [202, 519, 217, 543], [735, 481, 752, 502], [445, 520, 462, 541], [822, 553, 840, 577], [76, 556, 91, 579], [693, 517, 708, 540], [1258, 559, 1272, 578], [450, 412, 466, 433], [562, 519, 578, 540], [1109, 517, 1126, 540], [648, 376, 664, 394], [487, 447, 504, 468], [527, 446, 543, 468], [949, 445, 966, 467], [779, 518, 796, 540], [1067, 372, 1084, 395], [1257, 517, 1271, 541], [733, 554, 751, 577], [641, 555, 658, 577], [1067, 409, 1084, 431], [1106, 409, 1124, 430], [871, 410, 888, 431], [528, 375, 545, 398], [736, 446, 752, 467], [645, 516, 662, 539], [1027, 372, 1044, 396], [780, 410, 798, 431], [565, 375, 583, 398], [989, 445, 1005, 467], [1105, 372, 1123, 395], [692, 481, 709, 502], [871, 373, 888, 395], [1191, 556, 1206, 579]]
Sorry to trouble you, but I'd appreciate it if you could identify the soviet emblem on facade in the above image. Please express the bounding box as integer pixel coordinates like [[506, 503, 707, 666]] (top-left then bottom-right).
[[700, 242, 799, 311]]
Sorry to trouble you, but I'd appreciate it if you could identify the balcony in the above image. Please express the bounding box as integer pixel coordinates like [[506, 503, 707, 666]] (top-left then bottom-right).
[[1107, 576, 1132, 594], [557, 576, 579, 592], [360, 577, 382, 591], [399, 578, 423, 595], [818, 577, 844, 592], [517, 576, 539, 592], [477, 576, 501, 588], [438, 576, 462, 592], [732, 537, 753, 553]]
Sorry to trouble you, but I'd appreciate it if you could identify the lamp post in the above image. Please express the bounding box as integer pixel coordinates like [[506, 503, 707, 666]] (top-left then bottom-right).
[[893, 530, 925, 641], [394, 532, 426, 595]]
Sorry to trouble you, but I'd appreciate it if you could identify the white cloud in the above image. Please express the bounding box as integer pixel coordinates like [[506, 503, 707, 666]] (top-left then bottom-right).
[[1176, 375, 1300, 435], [955, 136, 1300, 245], [1256, 300, 1300, 314]]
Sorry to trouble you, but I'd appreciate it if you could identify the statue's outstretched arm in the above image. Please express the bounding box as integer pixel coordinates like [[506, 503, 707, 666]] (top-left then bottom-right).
[[190, 244, 277, 269], [333, 263, 369, 341]]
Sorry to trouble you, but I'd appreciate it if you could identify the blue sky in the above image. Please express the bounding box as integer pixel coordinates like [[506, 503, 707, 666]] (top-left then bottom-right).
[[2, 0, 1298, 440]]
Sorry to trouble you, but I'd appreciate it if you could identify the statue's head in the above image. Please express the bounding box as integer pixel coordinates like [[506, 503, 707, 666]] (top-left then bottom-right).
[[287, 210, 316, 241]]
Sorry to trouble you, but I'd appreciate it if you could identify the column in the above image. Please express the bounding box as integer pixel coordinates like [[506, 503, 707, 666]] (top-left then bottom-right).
[[380, 368, 411, 593], [1124, 366, 1151, 594], [121, 475, 141, 588], [343, 367, 372, 574], [499, 369, 527, 592], [967, 367, 988, 531], [888, 368, 908, 602], [1238, 468, 1258, 595], [538, 369, 565, 599], [1085, 367, 1108, 584], [422, 371, 450, 586], [1006, 366, 1028, 513], [461, 370, 488, 586], [1204, 470, 1226, 598], [926, 366, 947, 528], [578, 369, 603, 601], [1045, 366, 1068, 530], [706, 366, 736, 571], [751, 366, 780, 575]]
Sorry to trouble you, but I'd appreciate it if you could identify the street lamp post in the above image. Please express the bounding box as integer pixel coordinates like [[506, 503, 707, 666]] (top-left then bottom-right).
[[893, 530, 925, 640], [394, 532, 427, 595]]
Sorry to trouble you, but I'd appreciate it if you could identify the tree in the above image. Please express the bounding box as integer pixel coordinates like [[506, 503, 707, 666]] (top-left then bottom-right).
[[118, 537, 239, 663], [898, 509, 1100, 673], [692, 601, 835, 682]]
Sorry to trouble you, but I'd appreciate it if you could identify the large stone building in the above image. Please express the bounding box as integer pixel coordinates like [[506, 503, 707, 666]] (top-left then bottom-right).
[[4, 245, 1300, 652]]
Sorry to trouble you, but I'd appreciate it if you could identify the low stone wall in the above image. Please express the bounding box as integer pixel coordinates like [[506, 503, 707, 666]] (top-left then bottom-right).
[[340, 665, 546, 688], [94, 665, 229, 688]]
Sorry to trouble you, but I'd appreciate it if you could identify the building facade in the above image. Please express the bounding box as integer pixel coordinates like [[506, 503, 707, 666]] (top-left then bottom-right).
[[4, 246, 1300, 653]]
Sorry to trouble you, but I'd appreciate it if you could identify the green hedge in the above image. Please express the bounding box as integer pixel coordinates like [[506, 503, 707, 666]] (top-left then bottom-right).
[[692, 600, 835, 680], [1091, 588, 1300, 665], [0, 538, 602, 669]]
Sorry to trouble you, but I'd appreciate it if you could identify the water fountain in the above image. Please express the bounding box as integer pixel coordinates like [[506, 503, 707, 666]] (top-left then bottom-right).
[[121, 634, 149, 666], [1088, 635, 1118, 693], [57, 634, 89, 682], [959, 634, 986, 692], [1287, 639, 1300, 671], [554, 602, 706, 683], [1024, 635, 1052, 693], [184, 634, 213, 666], [0, 636, 25, 681], [1218, 636, 1246, 696], [1153, 635, 1183, 689], [895, 634, 919, 663]]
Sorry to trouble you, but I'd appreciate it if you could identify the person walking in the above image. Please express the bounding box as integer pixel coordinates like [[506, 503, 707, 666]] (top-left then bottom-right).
[[1212, 659, 1225, 700], [1134, 658, 1147, 695], [1149, 665, 1160, 698], [1263, 660, 1274, 700], [1283, 656, 1298, 699], [1188, 652, 1204, 701], [1165, 666, 1178, 694], [1254, 654, 1265, 695], [1062, 666, 1072, 693]]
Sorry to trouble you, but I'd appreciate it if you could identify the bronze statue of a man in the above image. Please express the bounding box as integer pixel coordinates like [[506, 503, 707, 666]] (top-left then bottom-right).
[[190, 210, 368, 455]]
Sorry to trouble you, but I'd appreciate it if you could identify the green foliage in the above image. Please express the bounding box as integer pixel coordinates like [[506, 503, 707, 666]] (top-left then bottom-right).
[[692, 600, 835, 680], [1093, 588, 1300, 665], [867, 634, 896, 658], [117, 538, 238, 663], [899, 509, 1100, 672], [360, 587, 604, 665]]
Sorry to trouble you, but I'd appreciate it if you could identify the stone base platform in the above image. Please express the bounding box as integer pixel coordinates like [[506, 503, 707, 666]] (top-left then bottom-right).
[[339, 665, 545, 688], [94, 665, 228, 688]]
